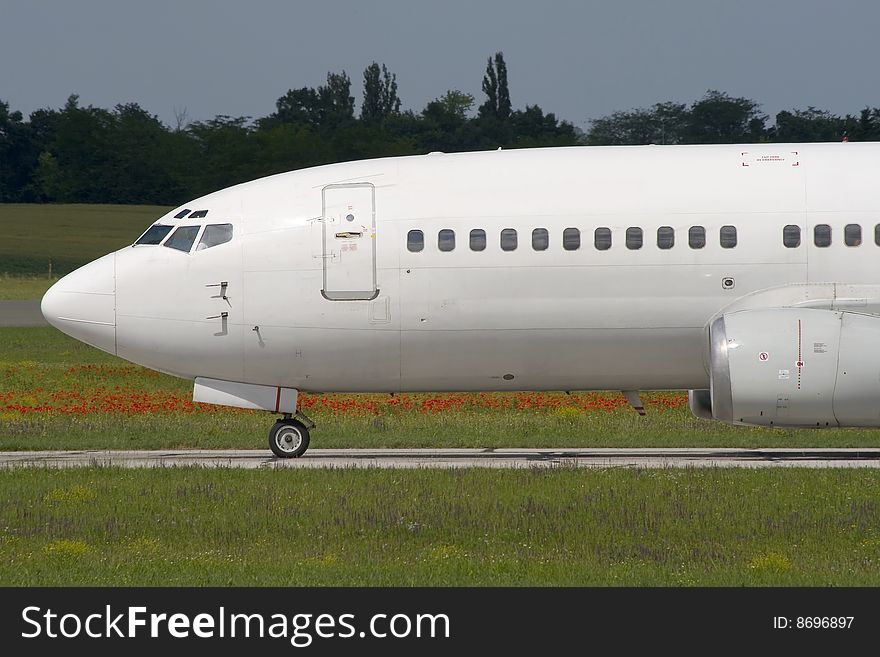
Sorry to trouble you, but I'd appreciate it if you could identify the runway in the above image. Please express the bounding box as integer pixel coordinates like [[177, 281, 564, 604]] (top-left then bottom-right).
[[1, 448, 880, 469], [0, 300, 46, 327]]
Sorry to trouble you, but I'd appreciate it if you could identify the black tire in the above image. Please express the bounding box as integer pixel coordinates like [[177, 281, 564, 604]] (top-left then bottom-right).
[[268, 419, 310, 458]]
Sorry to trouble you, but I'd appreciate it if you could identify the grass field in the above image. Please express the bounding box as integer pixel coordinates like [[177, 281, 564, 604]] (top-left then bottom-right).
[[1, 467, 879, 586], [0, 275, 57, 300], [3, 327, 880, 450], [0, 204, 170, 276]]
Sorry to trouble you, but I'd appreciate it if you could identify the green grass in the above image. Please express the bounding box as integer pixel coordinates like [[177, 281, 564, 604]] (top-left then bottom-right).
[[3, 327, 880, 449], [1, 467, 878, 586], [0, 204, 170, 276], [0, 275, 57, 300]]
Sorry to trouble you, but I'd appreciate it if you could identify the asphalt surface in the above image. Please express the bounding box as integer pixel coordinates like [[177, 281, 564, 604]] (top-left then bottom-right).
[[1, 448, 880, 469], [0, 300, 46, 326]]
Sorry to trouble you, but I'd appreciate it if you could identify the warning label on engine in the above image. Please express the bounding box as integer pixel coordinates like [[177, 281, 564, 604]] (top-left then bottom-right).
[[778, 369, 790, 380], [813, 342, 827, 354]]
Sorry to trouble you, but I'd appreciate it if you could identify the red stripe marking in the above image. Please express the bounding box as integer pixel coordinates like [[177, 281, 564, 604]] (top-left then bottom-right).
[[274, 387, 282, 413]]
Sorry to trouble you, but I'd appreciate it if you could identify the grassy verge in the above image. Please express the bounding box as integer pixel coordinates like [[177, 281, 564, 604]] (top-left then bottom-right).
[[0, 204, 170, 276], [0, 275, 57, 300], [3, 327, 880, 449], [1, 467, 878, 586]]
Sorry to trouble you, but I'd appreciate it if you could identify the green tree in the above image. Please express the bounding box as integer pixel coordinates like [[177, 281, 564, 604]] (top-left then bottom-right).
[[185, 115, 260, 196], [253, 123, 334, 174], [587, 102, 688, 145], [265, 87, 323, 129], [495, 53, 511, 120], [0, 100, 35, 201], [587, 93, 765, 146], [425, 90, 475, 122], [263, 70, 355, 133], [510, 105, 580, 147], [416, 91, 480, 152], [772, 107, 846, 142], [683, 90, 766, 144], [109, 103, 183, 204], [479, 52, 511, 121], [318, 71, 355, 129], [35, 95, 116, 202], [847, 107, 880, 141], [361, 62, 401, 123], [33, 151, 63, 200]]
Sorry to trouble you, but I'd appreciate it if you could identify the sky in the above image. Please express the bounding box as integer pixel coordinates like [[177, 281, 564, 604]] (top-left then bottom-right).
[[2, 0, 878, 131]]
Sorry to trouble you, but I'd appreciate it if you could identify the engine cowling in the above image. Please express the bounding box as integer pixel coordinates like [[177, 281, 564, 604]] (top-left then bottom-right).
[[705, 308, 880, 427]]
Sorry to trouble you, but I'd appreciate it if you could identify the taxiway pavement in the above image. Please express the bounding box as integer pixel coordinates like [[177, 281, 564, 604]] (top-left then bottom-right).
[[0, 300, 46, 327], [1, 448, 879, 469]]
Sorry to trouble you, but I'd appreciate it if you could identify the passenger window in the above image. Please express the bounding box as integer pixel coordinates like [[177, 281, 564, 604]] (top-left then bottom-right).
[[657, 226, 674, 249], [875, 224, 880, 246], [720, 225, 737, 248], [470, 229, 486, 251], [163, 226, 200, 252], [135, 224, 173, 245], [532, 228, 549, 251], [196, 224, 233, 251], [438, 229, 455, 252], [500, 229, 518, 251], [407, 230, 424, 252], [594, 227, 612, 251], [844, 224, 862, 247], [688, 226, 706, 249], [563, 227, 580, 251], [814, 224, 831, 247], [783, 224, 801, 248], [625, 227, 642, 250]]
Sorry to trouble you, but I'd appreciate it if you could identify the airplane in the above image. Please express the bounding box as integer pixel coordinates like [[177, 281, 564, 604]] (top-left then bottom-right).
[[41, 142, 880, 457]]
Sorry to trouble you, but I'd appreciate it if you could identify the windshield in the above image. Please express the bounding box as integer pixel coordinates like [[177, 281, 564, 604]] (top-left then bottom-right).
[[135, 224, 173, 245], [196, 224, 233, 250], [164, 226, 201, 252]]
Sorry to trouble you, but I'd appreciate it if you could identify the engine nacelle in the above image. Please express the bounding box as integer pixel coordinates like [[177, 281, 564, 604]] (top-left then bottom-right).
[[707, 308, 880, 427]]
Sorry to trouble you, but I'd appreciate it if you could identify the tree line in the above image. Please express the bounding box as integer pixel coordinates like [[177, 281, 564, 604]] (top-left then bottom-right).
[[585, 91, 880, 146], [1, 52, 879, 206]]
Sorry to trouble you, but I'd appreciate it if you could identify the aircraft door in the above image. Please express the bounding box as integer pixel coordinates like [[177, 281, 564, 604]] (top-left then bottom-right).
[[321, 183, 378, 300]]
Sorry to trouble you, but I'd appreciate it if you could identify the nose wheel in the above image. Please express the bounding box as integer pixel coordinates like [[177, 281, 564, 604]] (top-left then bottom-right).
[[268, 418, 311, 458]]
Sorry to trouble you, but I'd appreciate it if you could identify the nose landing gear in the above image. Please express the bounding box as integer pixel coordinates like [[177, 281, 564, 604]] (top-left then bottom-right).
[[268, 410, 316, 458]]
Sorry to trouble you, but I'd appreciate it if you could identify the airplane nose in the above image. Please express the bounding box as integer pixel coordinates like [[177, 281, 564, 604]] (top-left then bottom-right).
[[41, 252, 116, 355]]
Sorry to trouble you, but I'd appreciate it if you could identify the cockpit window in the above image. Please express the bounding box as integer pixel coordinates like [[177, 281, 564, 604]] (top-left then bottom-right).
[[135, 224, 173, 245], [163, 225, 201, 252], [196, 224, 234, 251]]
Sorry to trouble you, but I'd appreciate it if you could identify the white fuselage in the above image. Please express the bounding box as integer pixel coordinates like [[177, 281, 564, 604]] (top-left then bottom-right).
[[41, 143, 880, 395]]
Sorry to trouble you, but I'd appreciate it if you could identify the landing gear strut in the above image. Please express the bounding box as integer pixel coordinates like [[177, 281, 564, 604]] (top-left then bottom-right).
[[268, 410, 315, 458]]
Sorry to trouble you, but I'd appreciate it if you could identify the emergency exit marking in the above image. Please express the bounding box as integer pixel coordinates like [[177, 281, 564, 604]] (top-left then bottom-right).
[[758, 352, 769, 361]]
